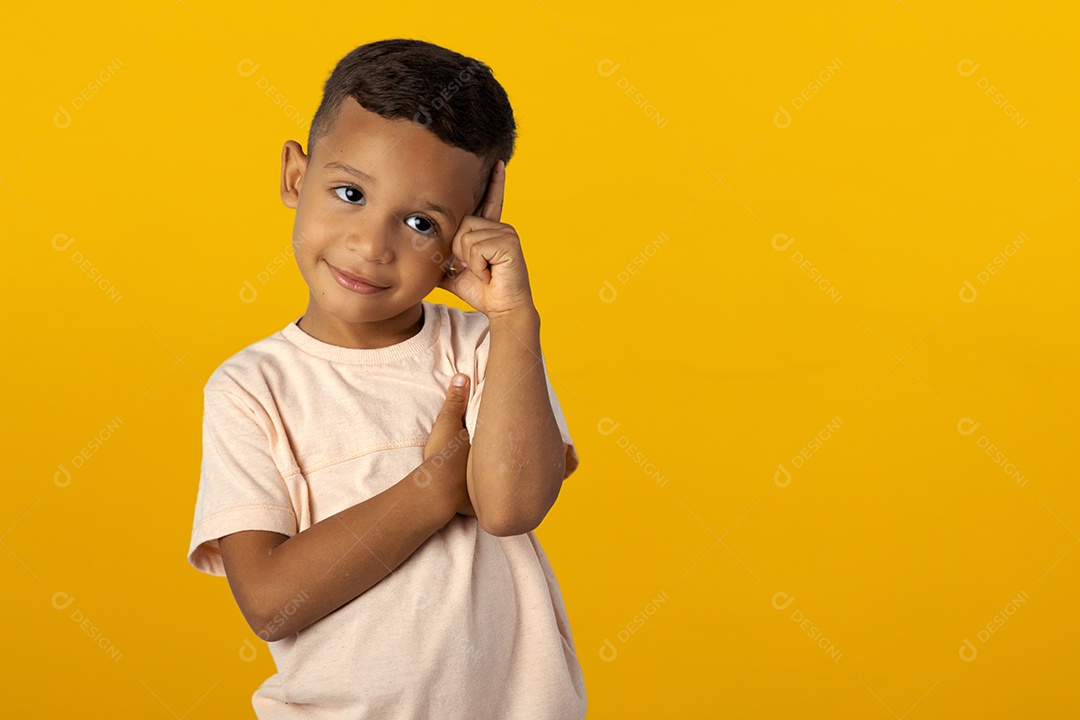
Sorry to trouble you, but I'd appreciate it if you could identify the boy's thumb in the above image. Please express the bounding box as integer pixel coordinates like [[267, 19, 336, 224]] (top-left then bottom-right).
[[444, 374, 469, 411], [444, 375, 470, 426]]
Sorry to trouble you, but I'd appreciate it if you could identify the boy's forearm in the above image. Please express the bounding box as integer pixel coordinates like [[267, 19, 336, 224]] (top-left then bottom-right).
[[469, 306, 566, 536], [256, 459, 460, 641]]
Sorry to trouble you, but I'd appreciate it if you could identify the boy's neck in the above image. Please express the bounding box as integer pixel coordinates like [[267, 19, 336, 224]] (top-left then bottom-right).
[[296, 303, 425, 350]]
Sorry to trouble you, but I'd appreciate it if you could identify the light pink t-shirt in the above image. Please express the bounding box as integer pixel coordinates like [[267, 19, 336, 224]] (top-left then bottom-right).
[[187, 300, 585, 719]]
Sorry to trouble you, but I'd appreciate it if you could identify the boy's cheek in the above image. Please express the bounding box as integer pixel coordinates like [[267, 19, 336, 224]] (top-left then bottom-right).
[[434, 239, 456, 267]]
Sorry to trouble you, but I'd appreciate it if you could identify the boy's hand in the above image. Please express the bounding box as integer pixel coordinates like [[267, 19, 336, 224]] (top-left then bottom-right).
[[437, 160, 536, 321], [422, 374, 473, 514]]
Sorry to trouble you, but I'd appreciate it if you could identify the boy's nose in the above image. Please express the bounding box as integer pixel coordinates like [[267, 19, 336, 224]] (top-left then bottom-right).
[[344, 214, 398, 261]]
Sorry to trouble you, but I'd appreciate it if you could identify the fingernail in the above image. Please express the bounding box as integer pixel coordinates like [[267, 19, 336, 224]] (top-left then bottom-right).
[[452, 374, 467, 387]]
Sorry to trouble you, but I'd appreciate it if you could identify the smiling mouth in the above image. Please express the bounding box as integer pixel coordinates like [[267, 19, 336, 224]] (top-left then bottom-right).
[[326, 262, 390, 294]]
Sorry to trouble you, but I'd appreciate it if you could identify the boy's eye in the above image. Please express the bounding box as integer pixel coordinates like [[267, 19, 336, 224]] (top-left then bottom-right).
[[333, 186, 364, 204], [332, 186, 439, 236], [405, 216, 436, 235]]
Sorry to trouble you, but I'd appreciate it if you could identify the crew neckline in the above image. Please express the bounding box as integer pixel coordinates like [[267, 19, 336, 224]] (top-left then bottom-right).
[[281, 302, 438, 365]]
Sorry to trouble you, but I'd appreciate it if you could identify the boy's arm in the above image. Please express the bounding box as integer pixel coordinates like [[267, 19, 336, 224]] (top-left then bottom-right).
[[220, 456, 462, 643], [467, 306, 566, 537]]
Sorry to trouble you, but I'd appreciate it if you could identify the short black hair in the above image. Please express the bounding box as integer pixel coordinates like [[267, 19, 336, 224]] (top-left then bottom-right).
[[308, 38, 517, 207]]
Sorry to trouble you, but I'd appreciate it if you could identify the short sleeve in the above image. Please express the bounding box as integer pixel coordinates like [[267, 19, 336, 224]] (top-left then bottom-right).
[[463, 330, 579, 481], [187, 388, 298, 576], [541, 357, 580, 479]]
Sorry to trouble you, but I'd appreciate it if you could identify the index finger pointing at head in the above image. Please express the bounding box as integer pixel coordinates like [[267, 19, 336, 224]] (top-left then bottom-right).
[[479, 159, 505, 223]]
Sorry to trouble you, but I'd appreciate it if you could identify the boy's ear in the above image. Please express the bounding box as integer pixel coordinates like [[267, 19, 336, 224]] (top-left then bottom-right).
[[281, 140, 308, 209]]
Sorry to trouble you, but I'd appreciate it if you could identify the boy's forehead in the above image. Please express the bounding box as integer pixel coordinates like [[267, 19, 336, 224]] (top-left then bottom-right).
[[315, 99, 485, 215]]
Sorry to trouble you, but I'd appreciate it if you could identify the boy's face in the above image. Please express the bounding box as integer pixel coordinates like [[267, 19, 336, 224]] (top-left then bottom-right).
[[281, 98, 487, 347]]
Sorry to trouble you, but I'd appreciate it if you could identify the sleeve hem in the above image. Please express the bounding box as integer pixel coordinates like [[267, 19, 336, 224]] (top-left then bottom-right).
[[564, 441, 579, 480], [188, 504, 296, 577]]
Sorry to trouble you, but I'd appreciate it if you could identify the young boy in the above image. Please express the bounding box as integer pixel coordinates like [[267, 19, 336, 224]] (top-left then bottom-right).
[[186, 38, 585, 719]]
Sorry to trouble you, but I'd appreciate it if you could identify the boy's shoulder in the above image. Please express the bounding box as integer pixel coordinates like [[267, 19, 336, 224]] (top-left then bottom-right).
[[203, 320, 295, 398], [437, 301, 492, 356], [440, 301, 490, 332]]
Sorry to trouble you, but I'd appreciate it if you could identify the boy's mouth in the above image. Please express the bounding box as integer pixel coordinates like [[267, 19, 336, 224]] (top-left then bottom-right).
[[326, 262, 390, 292]]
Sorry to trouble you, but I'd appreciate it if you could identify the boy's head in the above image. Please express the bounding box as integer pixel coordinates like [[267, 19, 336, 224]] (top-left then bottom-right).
[[280, 39, 517, 342], [309, 39, 516, 208]]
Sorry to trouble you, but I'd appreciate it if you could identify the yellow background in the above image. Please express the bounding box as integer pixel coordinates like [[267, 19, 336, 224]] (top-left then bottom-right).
[[2, 1, 1078, 718]]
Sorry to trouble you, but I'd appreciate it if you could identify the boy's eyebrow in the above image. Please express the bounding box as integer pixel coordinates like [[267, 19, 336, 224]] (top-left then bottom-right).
[[323, 160, 455, 222]]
